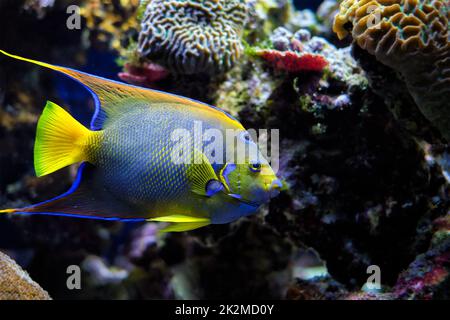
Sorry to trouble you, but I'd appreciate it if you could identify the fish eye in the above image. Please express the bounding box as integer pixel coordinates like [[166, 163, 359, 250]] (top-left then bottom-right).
[[249, 162, 262, 172]]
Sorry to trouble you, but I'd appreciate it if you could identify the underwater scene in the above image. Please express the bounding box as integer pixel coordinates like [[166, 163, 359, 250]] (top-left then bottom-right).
[[0, 0, 448, 302]]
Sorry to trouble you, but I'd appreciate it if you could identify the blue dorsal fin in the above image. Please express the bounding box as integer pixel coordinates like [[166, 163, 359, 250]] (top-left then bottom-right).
[[0, 50, 243, 130]]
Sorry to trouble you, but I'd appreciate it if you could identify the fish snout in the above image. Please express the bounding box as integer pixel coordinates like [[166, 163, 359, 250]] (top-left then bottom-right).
[[269, 179, 282, 198]]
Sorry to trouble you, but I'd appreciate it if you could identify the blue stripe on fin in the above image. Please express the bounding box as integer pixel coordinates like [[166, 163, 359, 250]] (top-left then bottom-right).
[[11, 211, 145, 222], [12, 163, 146, 221]]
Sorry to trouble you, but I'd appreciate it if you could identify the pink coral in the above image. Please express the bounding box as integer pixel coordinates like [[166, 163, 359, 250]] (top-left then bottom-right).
[[118, 62, 169, 87], [393, 252, 450, 299], [255, 49, 328, 73]]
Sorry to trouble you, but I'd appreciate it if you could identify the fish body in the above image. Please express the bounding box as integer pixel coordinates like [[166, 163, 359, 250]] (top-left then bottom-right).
[[0, 50, 282, 232], [89, 102, 260, 225]]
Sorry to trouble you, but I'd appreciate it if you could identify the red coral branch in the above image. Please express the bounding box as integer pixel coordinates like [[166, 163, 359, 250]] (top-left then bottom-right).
[[118, 62, 169, 87], [256, 49, 328, 73]]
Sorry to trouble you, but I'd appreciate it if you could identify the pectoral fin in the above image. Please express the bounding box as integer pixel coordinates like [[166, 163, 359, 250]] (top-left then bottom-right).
[[186, 151, 223, 197]]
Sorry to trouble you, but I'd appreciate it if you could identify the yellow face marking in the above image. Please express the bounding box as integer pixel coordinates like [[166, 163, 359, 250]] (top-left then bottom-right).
[[218, 164, 232, 193]]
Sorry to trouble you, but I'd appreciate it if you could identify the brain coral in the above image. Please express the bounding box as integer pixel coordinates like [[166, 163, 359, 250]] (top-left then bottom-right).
[[138, 0, 248, 75], [0, 251, 51, 300], [333, 0, 450, 140]]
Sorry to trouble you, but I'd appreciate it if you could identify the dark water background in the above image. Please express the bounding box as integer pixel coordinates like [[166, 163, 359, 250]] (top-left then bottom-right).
[[294, 0, 321, 10]]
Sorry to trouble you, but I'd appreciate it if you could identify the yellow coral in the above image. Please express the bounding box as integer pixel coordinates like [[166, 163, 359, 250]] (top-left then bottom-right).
[[333, 0, 450, 140], [333, 0, 448, 50], [80, 0, 141, 53], [0, 251, 51, 300]]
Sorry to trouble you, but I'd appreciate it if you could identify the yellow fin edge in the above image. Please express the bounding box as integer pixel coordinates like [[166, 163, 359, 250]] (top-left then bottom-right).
[[0, 49, 64, 73], [0, 49, 244, 131], [158, 221, 211, 233], [0, 208, 16, 214]]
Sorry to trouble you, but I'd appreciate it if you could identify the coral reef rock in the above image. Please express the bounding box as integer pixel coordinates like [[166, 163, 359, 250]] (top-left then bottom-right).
[[81, 0, 141, 53], [0, 251, 51, 300], [138, 0, 248, 75], [333, 0, 450, 140]]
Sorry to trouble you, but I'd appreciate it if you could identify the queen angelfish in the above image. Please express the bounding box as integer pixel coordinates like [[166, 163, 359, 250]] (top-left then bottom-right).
[[0, 50, 282, 232]]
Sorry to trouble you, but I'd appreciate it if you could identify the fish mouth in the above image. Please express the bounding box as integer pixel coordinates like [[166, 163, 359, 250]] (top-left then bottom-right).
[[269, 179, 282, 198]]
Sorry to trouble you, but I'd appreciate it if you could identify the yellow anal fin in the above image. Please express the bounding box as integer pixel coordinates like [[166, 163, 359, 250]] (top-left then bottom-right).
[[148, 214, 211, 232], [149, 214, 210, 223], [34, 101, 101, 177], [159, 221, 211, 233]]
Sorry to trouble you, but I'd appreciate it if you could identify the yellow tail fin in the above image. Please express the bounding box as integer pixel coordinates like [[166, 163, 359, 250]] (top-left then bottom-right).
[[34, 101, 98, 177]]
